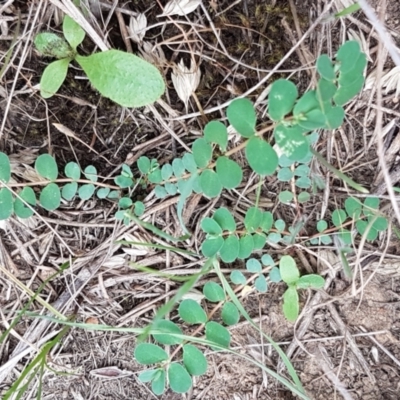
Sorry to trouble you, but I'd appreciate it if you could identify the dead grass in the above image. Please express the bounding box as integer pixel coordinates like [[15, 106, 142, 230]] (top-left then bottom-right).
[[1, 0, 400, 399]]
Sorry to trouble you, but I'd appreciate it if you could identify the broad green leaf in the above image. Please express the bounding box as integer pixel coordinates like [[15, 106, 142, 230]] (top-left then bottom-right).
[[334, 75, 364, 106], [182, 153, 197, 174], [277, 168, 294, 182], [115, 175, 133, 188], [298, 191, 310, 203], [293, 90, 319, 116], [0, 188, 13, 219], [298, 109, 326, 130], [151, 370, 166, 395], [78, 183, 95, 200], [61, 182, 78, 200], [252, 232, 267, 249], [316, 79, 337, 102], [192, 138, 212, 168], [245, 137, 278, 175], [63, 15, 85, 50], [230, 270, 247, 285], [213, 207, 236, 232], [294, 164, 309, 177], [152, 320, 182, 345], [201, 217, 222, 235], [161, 164, 173, 180], [283, 286, 299, 322], [268, 232, 281, 243], [96, 187, 110, 199], [172, 158, 185, 177], [148, 169, 162, 184], [215, 156, 242, 189], [274, 125, 309, 162], [260, 211, 273, 232], [121, 164, 133, 178], [356, 220, 378, 241], [178, 299, 207, 324], [219, 235, 240, 263], [338, 54, 367, 86], [279, 255, 299, 285], [40, 58, 70, 98], [316, 54, 335, 81], [84, 165, 97, 182], [35, 154, 58, 180], [39, 183, 61, 211], [275, 219, 285, 232], [155, 185, 168, 198], [261, 254, 274, 266], [268, 79, 298, 121], [205, 321, 231, 348], [339, 228, 353, 245], [14, 187, 36, 218], [201, 236, 224, 257], [183, 345, 208, 376], [269, 266, 282, 283], [168, 363, 192, 393], [64, 161, 80, 180], [134, 343, 168, 365], [221, 302, 239, 325], [279, 154, 295, 168], [75, 50, 165, 107], [0, 152, 11, 183], [34, 32, 74, 59], [237, 234, 254, 259], [204, 121, 228, 151], [323, 105, 345, 129], [226, 98, 256, 138], [345, 197, 362, 219], [244, 206, 262, 232], [295, 176, 311, 189], [371, 216, 388, 231], [203, 281, 225, 302], [119, 197, 133, 209], [246, 258, 262, 273], [255, 275, 268, 292], [332, 209, 347, 227], [137, 156, 151, 174], [199, 169, 222, 197], [363, 197, 379, 216], [107, 190, 119, 199], [134, 201, 145, 216], [138, 369, 158, 383], [336, 41, 361, 74], [316, 220, 328, 232], [165, 182, 177, 195], [279, 190, 293, 203], [297, 274, 325, 289]]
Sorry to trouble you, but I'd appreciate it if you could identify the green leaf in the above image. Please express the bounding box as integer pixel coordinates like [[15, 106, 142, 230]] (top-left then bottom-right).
[[293, 90, 319, 116], [255, 275, 268, 293], [275, 219, 285, 232], [238, 234, 254, 259], [183, 345, 208, 376], [363, 197, 379, 216], [199, 169, 222, 198], [34, 32, 74, 59], [283, 286, 299, 322], [336, 41, 361, 74], [152, 320, 182, 345], [338, 53, 367, 86], [317, 220, 328, 232], [269, 266, 281, 283], [252, 232, 267, 249], [213, 207, 236, 232], [274, 124, 309, 161], [161, 164, 173, 180], [355, 220, 377, 241], [151, 370, 166, 395], [296, 274, 325, 289], [294, 165, 309, 176], [230, 270, 246, 285], [298, 191, 310, 203], [268, 79, 298, 121], [221, 302, 240, 325], [107, 190, 119, 199], [39, 183, 61, 211], [205, 321, 231, 348], [334, 75, 364, 106], [268, 232, 281, 243], [192, 138, 212, 168], [138, 369, 158, 383], [226, 98, 256, 138], [201, 236, 224, 257], [0, 188, 13, 220], [178, 299, 207, 324], [316, 54, 335, 81], [260, 211, 273, 232], [345, 197, 362, 219], [119, 197, 133, 209], [75, 50, 165, 107], [246, 258, 262, 273], [182, 153, 197, 174], [279, 255, 299, 285], [295, 176, 311, 189], [203, 281, 225, 302], [245, 137, 278, 175], [372, 216, 388, 232], [134, 201, 145, 216], [148, 169, 162, 184], [219, 235, 240, 263], [332, 209, 347, 227], [244, 206, 262, 232], [134, 343, 168, 365], [155, 185, 167, 198], [35, 154, 58, 180], [115, 175, 133, 188], [279, 191, 293, 204], [0, 152, 11, 183], [261, 254, 274, 266], [84, 165, 97, 182], [168, 363, 192, 393], [323, 105, 345, 129], [96, 187, 110, 199], [165, 182, 177, 195], [78, 184, 95, 200], [61, 182, 78, 200], [204, 121, 228, 151], [201, 217, 223, 235], [137, 156, 151, 174], [63, 15, 85, 50], [121, 164, 133, 178], [14, 187, 36, 218], [316, 79, 337, 102], [64, 161, 80, 180], [215, 156, 242, 189], [277, 168, 294, 182], [172, 158, 185, 177], [40, 58, 70, 98]]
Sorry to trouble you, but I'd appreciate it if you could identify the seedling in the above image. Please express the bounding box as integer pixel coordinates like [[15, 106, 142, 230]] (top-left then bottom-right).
[[34, 9, 164, 107]]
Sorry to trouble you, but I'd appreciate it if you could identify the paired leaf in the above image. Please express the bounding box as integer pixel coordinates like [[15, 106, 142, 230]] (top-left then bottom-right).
[[226, 98, 256, 137], [245, 137, 278, 175], [134, 343, 168, 364], [268, 79, 298, 121]]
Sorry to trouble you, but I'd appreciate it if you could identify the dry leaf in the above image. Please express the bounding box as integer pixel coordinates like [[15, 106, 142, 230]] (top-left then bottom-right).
[[139, 41, 167, 66], [159, 0, 202, 17], [365, 66, 400, 99], [128, 13, 147, 44]]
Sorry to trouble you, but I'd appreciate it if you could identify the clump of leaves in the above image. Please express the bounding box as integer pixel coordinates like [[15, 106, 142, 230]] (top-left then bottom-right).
[[34, 9, 164, 106]]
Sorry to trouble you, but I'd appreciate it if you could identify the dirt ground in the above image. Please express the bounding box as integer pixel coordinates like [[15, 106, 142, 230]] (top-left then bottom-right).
[[1, 0, 400, 399]]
